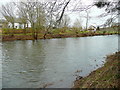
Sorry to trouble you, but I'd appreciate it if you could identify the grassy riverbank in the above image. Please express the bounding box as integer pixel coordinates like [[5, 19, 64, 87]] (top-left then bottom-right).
[[73, 52, 120, 88], [1, 29, 118, 41]]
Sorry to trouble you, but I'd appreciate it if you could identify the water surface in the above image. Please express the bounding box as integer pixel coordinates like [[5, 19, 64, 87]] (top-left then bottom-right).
[[2, 35, 118, 88]]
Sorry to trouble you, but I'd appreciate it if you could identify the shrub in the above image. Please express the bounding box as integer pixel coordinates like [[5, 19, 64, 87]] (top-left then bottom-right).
[[103, 31, 106, 34]]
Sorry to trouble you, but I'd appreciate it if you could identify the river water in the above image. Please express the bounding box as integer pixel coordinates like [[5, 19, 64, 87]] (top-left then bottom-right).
[[2, 35, 118, 88]]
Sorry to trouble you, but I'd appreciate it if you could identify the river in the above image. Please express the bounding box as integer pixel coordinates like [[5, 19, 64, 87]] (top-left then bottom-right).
[[2, 35, 118, 88]]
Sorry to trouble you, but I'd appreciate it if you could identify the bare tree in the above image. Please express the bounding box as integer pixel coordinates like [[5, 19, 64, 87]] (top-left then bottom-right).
[[17, 2, 28, 29], [1, 3, 16, 29], [17, 0, 45, 39], [73, 18, 82, 28], [0, 0, 98, 39], [94, 0, 119, 28], [72, 17, 82, 36], [60, 14, 70, 28], [43, 0, 71, 39], [55, 0, 71, 27], [85, 10, 91, 30], [34, 2, 46, 39]]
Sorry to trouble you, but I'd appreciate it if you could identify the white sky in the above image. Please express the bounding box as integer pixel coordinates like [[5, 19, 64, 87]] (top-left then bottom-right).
[[68, 6, 106, 27], [0, 0, 117, 28]]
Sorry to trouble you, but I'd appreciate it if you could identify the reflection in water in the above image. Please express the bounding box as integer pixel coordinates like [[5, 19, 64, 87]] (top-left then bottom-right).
[[2, 35, 118, 88]]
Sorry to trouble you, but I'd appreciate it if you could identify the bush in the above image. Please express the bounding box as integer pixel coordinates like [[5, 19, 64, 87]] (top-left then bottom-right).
[[103, 31, 106, 34]]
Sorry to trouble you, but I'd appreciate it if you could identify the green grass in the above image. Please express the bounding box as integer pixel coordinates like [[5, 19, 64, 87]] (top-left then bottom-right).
[[1, 27, 118, 37]]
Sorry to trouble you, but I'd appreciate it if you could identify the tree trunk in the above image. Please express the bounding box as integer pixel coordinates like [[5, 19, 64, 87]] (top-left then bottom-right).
[[31, 23, 36, 40], [85, 11, 89, 30], [34, 29, 38, 40], [43, 27, 50, 39], [27, 23, 28, 28], [12, 23, 14, 29], [24, 23, 26, 35], [43, 32, 47, 39], [11, 23, 14, 36], [24, 24, 26, 29]]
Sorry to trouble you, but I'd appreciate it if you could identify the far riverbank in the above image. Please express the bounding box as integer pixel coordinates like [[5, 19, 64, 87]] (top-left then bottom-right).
[[2, 31, 118, 41]]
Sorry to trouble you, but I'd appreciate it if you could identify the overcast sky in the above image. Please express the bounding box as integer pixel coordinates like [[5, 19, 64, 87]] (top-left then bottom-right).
[[0, 0, 116, 28]]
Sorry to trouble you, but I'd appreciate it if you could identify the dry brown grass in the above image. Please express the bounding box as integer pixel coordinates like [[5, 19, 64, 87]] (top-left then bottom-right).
[[73, 52, 120, 88]]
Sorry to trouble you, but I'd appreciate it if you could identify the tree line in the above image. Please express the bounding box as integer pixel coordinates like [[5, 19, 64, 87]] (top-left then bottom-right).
[[0, 0, 119, 39]]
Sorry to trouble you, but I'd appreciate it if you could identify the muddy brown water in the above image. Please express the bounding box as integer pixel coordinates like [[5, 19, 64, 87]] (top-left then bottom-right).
[[2, 35, 118, 88]]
